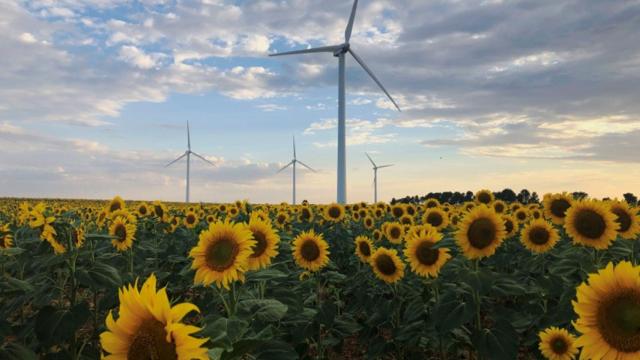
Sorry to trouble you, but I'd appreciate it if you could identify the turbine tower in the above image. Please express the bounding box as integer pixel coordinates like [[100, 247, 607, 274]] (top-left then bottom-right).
[[277, 136, 316, 205], [366, 152, 393, 203], [270, 0, 401, 204], [165, 121, 216, 203]]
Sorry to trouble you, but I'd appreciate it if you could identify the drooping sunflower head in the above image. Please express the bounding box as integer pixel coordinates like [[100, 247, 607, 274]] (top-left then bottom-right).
[[521, 219, 560, 254], [107, 195, 125, 214], [72, 227, 85, 249], [109, 217, 136, 252], [609, 200, 640, 240], [152, 201, 169, 222], [0, 224, 14, 249], [475, 189, 494, 205], [100, 273, 208, 360], [422, 208, 449, 231], [184, 211, 199, 229], [456, 205, 506, 260], [370, 247, 405, 284], [538, 327, 578, 360], [391, 204, 405, 218], [464, 202, 476, 212], [573, 261, 640, 359], [292, 230, 330, 272], [354, 236, 375, 263], [189, 220, 255, 289], [564, 200, 618, 250], [323, 203, 345, 222], [404, 226, 450, 278], [543, 193, 574, 225], [424, 198, 440, 209], [384, 222, 405, 244], [246, 217, 280, 271]]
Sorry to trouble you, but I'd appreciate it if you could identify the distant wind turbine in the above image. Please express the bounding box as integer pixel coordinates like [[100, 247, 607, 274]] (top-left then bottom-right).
[[270, 0, 401, 204], [165, 121, 216, 203], [366, 152, 393, 203], [277, 136, 316, 205]]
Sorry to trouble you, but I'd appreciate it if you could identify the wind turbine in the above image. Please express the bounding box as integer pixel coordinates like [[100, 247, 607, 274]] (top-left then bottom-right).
[[277, 136, 316, 205], [366, 152, 393, 203], [270, 0, 401, 204], [165, 121, 216, 203]]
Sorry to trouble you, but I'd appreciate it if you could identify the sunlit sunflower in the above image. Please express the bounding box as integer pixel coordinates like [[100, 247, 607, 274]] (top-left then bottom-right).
[[363, 216, 375, 229], [97, 210, 108, 228], [274, 211, 289, 229], [206, 214, 216, 224], [543, 193, 574, 225], [405, 204, 417, 217], [475, 189, 494, 205], [391, 204, 405, 218], [456, 205, 506, 260], [354, 236, 375, 263], [372, 229, 383, 242], [190, 221, 254, 289], [352, 212, 361, 222], [110, 209, 137, 224], [424, 198, 440, 209], [521, 219, 560, 254], [370, 248, 405, 284], [0, 224, 13, 249], [573, 261, 640, 359], [422, 208, 449, 231], [107, 195, 125, 214], [136, 203, 150, 218], [373, 207, 385, 219], [492, 200, 507, 214], [72, 227, 86, 248], [384, 222, 405, 244], [246, 217, 280, 271], [292, 230, 330, 272], [404, 226, 451, 278], [609, 200, 640, 240], [109, 217, 136, 252], [399, 214, 414, 226], [100, 273, 208, 360], [502, 214, 517, 238], [530, 208, 544, 220], [565, 200, 618, 249], [538, 327, 578, 360], [184, 211, 199, 229], [323, 203, 345, 222], [514, 208, 529, 224]]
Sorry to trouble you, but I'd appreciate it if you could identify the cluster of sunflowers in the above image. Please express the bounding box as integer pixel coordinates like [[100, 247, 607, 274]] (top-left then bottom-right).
[[0, 190, 639, 360]]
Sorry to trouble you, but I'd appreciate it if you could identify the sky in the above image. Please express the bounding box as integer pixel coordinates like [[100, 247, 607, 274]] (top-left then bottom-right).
[[1, 0, 640, 204]]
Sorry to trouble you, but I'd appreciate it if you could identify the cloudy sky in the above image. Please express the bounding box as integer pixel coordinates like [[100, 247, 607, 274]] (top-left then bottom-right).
[[1, 0, 639, 203]]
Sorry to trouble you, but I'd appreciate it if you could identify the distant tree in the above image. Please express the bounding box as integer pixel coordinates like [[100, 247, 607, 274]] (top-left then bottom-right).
[[624, 193, 638, 205], [572, 192, 588, 200], [529, 192, 540, 204], [517, 189, 531, 204], [464, 191, 474, 202], [498, 188, 517, 202]]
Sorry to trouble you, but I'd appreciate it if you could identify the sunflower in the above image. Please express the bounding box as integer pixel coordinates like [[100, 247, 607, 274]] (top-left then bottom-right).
[[502, 214, 517, 237], [0, 224, 13, 249], [298, 206, 313, 223], [97, 210, 108, 228], [424, 198, 440, 208], [246, 217, 280, 271], [370, 248, 405, 284], [530, 208, 544, 220], [100, 274, 208, 360], [384, 222, 405, 244], [72, 227, 85, 248], [109, 217, 136, 252], [292, 230, 330, 272], [110, 209, 137, 224], [323, 203, 345, 222], [464, 202, 476, 212], [363, 216, 375, 229], [352, 212, 361, 222], [422, 208, 449, 231], [152, 201, 169, 222], [274, 211, 289, 229], [404, 226, 451, 278], [391, 204, 405, 218], [475, 189, 494, 205], [354, 236, 375, 263], [372, 229, 383, 242], [405, 204, 417, 216], [521, 219, 560, 254], [373, 208, 385, 219], [543, 193, 574, 225], [492, 200, 507, 214], [538, 327, 578, 360], [514, 208, 529, 224], [184, 211, 199, 229], [565, 200, 618, 249], [456, 205, 506, 260], [227, 205, 239, 218], [573, 261, 640, 359], [206, 214, 216, 224], [189, 221, 254, 289], [107, 195, 125, 214], [399, 214, 414, 226], [609, 200, 640, 240], [136, 202, 150, 218]]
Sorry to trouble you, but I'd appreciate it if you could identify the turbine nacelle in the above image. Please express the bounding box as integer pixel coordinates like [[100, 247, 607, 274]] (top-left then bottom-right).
[[333, 43, 350, 57]]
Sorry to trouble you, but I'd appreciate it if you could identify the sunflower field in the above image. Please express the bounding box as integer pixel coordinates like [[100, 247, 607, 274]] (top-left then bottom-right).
[[1, 191, 639, 359]]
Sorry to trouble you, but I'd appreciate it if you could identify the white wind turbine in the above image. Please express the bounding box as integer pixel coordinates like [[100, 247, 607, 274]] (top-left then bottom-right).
[[165, 121, 216, 203], [277, 136, 316, 205], [270, 0, 401, 204], [366, 152, 393, 203]]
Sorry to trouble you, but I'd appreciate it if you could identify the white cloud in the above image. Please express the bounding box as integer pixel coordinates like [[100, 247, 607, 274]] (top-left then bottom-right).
[[118, 45, 162, 69], [18, 32, 37, 44]]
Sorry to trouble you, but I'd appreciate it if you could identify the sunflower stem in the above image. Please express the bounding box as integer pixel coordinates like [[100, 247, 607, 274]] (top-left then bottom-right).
[[316, 274, 324, 360], [632, 240, 637, 266], [128, 246, 134, 278], [472, 259, 483, 360]]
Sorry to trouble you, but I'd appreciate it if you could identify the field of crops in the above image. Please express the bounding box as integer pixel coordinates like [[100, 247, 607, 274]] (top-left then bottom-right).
[[0, 191, 639, 360]]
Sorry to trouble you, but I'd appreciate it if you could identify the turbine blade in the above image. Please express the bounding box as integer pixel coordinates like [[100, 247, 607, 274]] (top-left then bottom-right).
[[165, 152, 188, 168], [365, 152, 376, 167], [345, 0, 359, 42], [377, 164, 394, 169], [348, 48, 401, 112], [269, 45, 342, 57], [297, 160, 316, 172], [277, 160, 294, 173], [191, 152, 216, 167], [187, 121, 191, 150], [293, 135, 297, 159]]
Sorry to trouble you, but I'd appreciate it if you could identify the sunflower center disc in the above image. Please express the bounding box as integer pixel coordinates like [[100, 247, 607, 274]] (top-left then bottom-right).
[[393, 208, 403, 217], [389, 227, 401, 239], [277, 215, 286, 224], [416, 242, 439, 265], [127, 319, 178, 360], [187, 215, 195, 224], [504, 219, 514, 234], [478, 193, 491, 204], [328, 207, 341, 219], [301, 209, 311, 220], [114, 224, 127, 242], [250, 231, 268, 258], [574, 209, 606, 239], [206, 237, 239, 271], [517, 211, 527, 221], [358, 241, 371, 257], [597, 291, 640, 352], [375, 254, 397, 276], [612, 208, 632, 233], [300, 240, 320, 262], [550, 199, 571, 218], [154, 206, 164, 218], [495, 203, 504, 213], [467, 218, 496, 249], [529, 227, 550, 245], [550, 336, 568, 355], [427, 213, 443, 227], [110, 203, 121, 213]]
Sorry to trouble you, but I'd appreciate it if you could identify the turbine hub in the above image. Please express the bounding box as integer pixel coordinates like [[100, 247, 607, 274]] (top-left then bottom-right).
[[333, 43, 350, 57]]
